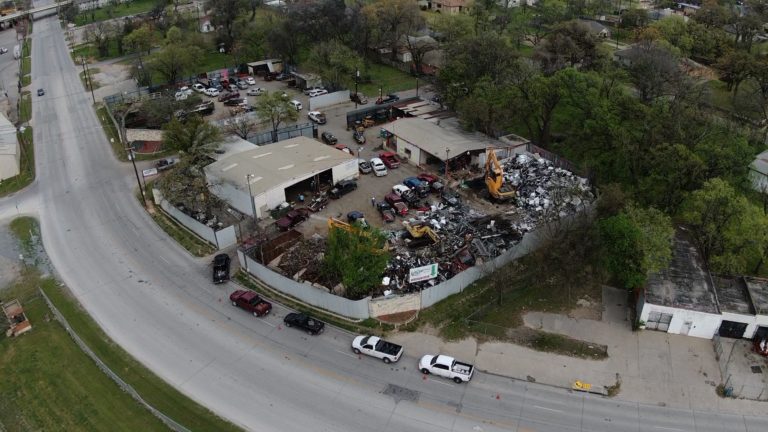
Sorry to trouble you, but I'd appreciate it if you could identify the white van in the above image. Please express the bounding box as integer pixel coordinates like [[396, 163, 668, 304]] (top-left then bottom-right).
[[289, 100, 303, 111], [370, 158, 387, 177]]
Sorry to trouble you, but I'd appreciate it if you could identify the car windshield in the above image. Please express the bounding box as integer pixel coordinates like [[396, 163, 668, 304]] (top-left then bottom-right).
[[360, 336, 370, 345], [430, 356, 438, 366]]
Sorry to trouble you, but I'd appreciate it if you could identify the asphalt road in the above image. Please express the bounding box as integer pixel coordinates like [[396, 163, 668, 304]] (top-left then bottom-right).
[[2, 8, 766, 432]]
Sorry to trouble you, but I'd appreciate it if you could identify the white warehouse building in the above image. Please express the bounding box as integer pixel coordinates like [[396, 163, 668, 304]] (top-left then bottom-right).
[[205, 136, 358, 219]]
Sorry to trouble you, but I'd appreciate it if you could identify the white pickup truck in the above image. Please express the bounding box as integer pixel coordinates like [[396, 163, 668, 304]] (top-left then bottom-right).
[[419, 354, 474, 383], [352, 335, 404, 363]]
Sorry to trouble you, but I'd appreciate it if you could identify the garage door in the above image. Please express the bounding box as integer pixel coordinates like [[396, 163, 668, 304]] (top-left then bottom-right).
[[646, 311, 673, 331], [718, 320, 748, 338]]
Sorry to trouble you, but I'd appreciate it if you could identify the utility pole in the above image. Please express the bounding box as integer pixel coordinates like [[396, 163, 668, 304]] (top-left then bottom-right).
[[82, 58, 96, 104], [246, 174, 258, 222], [127, 147, 147, 207], [445, 148, 450, 183]]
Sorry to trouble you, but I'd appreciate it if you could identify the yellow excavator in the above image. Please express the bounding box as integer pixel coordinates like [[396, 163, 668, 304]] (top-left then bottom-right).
[[484, 148, 515, 202], [402, 222, 439, 249], [327, 218, 389, 252]]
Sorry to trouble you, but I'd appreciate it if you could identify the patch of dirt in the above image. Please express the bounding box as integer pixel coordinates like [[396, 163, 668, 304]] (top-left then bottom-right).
[[505, 327, 608, 360], [91, 63, 131, 87], [568, 294, 601, 320], [377, 310, 418, 324]]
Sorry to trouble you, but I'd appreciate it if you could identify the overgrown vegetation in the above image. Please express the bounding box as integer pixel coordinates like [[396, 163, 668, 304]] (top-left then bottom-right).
[[146, 200, 217, 257], [322, 226, 390, 299], [70, 0, 162, 27]]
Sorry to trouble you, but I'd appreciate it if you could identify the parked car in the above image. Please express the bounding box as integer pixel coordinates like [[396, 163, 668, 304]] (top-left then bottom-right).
[[359, 160, 372, 174], [419, 354, 474, 383], [246, 87, 264, 96], [370, 158, 387, 177], [334, 144, 352, 155], [192, 83, 206, 93], [175, 91, 188, 101], [379, 152, 400, 169], [308, 111, 326, 124], [418, 173, 444, 193], [236, 80, 249, 89], [347, 211, 369, 229], [276, 208, 310, 231], [155, 157, 177, 171], [376, 94, 400, 104], [441, 189, 461, 207], [37, 88, 44, 96], [403, 177, 429, 197], [352, 335, 404, 363], [352, 130, 366, 144], [283, 312, 325, 335], [179, 86, 193, 95], [275, 72, 291, 81], [350, 93, 369, 105], [308, 89, 329, 97], [218, 91, 240, 102], [392, 184, 411, 197], [204, 87, 220, 97], [246, 76, 256, 85], [289, 100, 303, 111], [212, 254, 231, 284], [329, 179, 358, 199], [229, 290, 272, 317], [226, 84, 237, 92], [303, 86, 325, 95], [321, 132, 338, 145], [0, 47, 8, 54], [224, 98, 246, 106], [384, 193, 408, 216], [376, 202, 396, 223]]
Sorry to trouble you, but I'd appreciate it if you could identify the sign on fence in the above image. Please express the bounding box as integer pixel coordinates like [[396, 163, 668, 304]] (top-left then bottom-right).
[[409, 263, 438, 283]]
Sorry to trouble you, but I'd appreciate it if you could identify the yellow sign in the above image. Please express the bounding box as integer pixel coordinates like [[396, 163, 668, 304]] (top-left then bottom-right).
[[573, 380, 592, 391]]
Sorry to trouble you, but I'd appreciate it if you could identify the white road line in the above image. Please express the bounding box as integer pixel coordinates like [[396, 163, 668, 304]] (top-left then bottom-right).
[[532, 405, 563, 413], [259, 320, 276, 328], [334, 350, 358, 359], [654, 427, 684, 431], [427, 379, 454, 387], [159, 256, 169, 264]]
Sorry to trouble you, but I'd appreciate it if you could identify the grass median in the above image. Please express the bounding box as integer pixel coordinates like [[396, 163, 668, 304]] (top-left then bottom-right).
[[19, 91, 31, 123], [0, 217, 241, 432]]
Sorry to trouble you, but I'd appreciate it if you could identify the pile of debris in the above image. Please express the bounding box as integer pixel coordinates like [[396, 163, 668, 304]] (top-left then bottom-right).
[[502, 153, 592, 226], [381, 205, 523, 293], [275, 236, 339, 289]]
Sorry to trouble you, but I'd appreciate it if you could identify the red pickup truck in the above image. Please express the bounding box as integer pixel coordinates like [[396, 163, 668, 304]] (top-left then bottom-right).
[[230, 290, 272, 317], [379, 152, 400, 169]]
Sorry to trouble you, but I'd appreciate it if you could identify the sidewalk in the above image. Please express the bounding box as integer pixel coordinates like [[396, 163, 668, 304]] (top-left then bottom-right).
[[389, 286, 768, 416]]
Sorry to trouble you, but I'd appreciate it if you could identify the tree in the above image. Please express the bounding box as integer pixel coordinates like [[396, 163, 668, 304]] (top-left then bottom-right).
[[254, 91, 298, 141], [405, 35, 438, 76], [625, 41, 685, 103], [651, 16, 692, 55], [224, 113, 260, 139], [156, 158, 226, 215], [124, 24, 157, 56], [624, 204, 674, 276], [207, 0, 246, 51], [597, 213, 645, 289], [693, 0, 731, 29], [456, 78, 512, 136], [148, 27, 202, 85], [363, 0, 424, 62], [322, 227, 390, 299], [266, 17, 303, 65], [429, 10, 474, 45], [84, 22, 116, 58], [620, 8, 649, 29], [534, 20, 604, 72], [307, 41, 363, 90], [162, 115, 222, 167]]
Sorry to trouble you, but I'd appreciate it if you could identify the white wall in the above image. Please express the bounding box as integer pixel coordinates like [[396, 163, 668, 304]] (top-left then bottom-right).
[[639, 302, 722, 339], [308, 91, 351, 111], [208, 175, 256, 217], [720, 312, 757, 339], [397, 140, 423, 166], [331, 159, 359, 183], [0, 154, 20, 181]]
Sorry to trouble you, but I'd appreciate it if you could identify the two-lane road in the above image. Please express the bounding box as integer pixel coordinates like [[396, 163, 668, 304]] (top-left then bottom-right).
[[5, 9, 766, 432]]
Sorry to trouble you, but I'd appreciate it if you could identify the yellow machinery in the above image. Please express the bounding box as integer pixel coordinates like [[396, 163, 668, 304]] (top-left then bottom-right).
[[0, 2, 15, 16], [484, 148, 515, 201], [403, 222, 439, 244], [327, 218, 389, 252]]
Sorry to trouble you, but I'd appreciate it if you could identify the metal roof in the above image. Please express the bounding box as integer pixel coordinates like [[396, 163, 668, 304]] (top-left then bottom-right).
[[0, 113, 17, 156], [205, 136, 355, 196]]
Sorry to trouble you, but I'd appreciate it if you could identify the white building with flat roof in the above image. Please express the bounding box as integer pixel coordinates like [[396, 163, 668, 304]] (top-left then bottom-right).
[[0, 113, 19, 182]]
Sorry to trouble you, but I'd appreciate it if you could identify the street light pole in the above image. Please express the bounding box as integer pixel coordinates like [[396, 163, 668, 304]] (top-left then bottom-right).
[[445, 148, 450, 183], [416, 77, 419, 98], [127, 147, 147, 207], [246, 174, 257, 222]]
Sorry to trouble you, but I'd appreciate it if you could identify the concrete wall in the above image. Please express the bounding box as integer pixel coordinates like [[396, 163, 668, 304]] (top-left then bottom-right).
[[0, 154, 19, 181], [369, 293, 420, 317], [152, 189, 237, 250], [208, 177, 257, 218], [308, 90, 351, 111], [639, 302, 722, 339], [238, 250, 371, 319], [332, 159, 359, 183]]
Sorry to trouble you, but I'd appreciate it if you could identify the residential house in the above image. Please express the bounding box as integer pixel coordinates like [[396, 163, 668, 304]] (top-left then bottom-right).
[[576, 19, 611, 39]]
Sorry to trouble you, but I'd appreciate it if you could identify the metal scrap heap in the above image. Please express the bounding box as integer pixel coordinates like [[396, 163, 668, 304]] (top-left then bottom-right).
[[502, 153, 593, 225]]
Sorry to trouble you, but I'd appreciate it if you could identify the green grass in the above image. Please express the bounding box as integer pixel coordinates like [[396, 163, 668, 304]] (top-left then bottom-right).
[[96, 105, 126, 161], [0, 217, 241, 432], [197, 50, 236, 72], [22, 39, 30, 57], [21, 56, 30, 75], [0, 127, 34, 197], [148, 204, 217, 257], [19, 91, 31, 123], [21, 74, 30, 87], [73, 0, 161, 26], [72, 39, 123, 62], [80, 67, 101, 90], [528, 331, 608, 359], [358, 63, 418, 97]]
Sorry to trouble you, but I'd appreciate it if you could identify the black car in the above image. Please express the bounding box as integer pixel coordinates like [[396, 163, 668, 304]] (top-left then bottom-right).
[[441, 189, 461, 207], [347, 211, 369, 229], [376, 94, 399, 104], [329, 179, 357, 199], [212, 253, 231, 284], [37, 88, 45, 96], [224, 98, 246, 106], [353, 130, 366, 144], [283, 312, 325, 335], [321, 131, 338, 145]]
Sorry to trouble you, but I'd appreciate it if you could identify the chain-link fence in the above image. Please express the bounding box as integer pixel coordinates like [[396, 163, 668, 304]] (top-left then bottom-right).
[[39, 289, 191, 432]]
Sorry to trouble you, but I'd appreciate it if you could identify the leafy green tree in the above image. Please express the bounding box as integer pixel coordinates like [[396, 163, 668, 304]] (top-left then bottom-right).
[[620, 8, 649, 29], [597, 213, 645, 289], [363, 0, 424, 62], [162, 115, 222, 167], [207, 0, 246, 50], [429, 10, 474, 45], [307, 41, 363, 90], [156, 158, 226, 215], [124, 24, 157, 56], [692, 0, 732, 29], [534, 20, 605, 72], [254, 91, 298, 141], [651, 16, 692, 55], [624, 204, 674, 276], [148, 27, 202, 84], [323, 227, 390, 299]]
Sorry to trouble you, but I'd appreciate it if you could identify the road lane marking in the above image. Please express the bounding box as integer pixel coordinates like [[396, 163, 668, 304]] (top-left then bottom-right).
[[654, 427, 684, 431], [159, 256, 169, 264], [427, 378, 454, 387], [334, 350, 358, 359], [259, 320, 276, 327], [532, 405, 563, 413]]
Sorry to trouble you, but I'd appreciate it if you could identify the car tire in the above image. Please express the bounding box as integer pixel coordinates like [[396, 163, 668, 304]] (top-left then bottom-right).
[[421, 368, 430, 375], [453, 377, 463, 384], [285, 322, 292, 327], [383, 357, 391, 364], [353, 348, 361, 355]]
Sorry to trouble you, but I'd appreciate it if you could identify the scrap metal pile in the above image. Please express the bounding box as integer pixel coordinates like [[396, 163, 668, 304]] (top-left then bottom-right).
[[275, 236, 340, 289], [502, 153, 593, 227]]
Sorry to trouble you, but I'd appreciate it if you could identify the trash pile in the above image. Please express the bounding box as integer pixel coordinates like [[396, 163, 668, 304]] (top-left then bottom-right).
[[502, 153, 593, 226], [276, 236, 339, 289]]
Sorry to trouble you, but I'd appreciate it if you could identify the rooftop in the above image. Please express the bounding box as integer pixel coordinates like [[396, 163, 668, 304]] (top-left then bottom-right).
[[205, 136, 355, 196], [0, 113, 17, 156], [126, 128, 163, 143], [744, 277, 768, 316], [712, 276, 754, 315], [645, 231, 720, 314], [380, 117, 502, 162]]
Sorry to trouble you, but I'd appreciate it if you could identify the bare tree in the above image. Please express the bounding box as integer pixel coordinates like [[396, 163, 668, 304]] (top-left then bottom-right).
[[224, 113, 260, 139]]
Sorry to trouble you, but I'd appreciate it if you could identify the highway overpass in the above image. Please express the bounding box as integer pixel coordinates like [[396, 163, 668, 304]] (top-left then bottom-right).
[[0, 1, 72, 24]]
